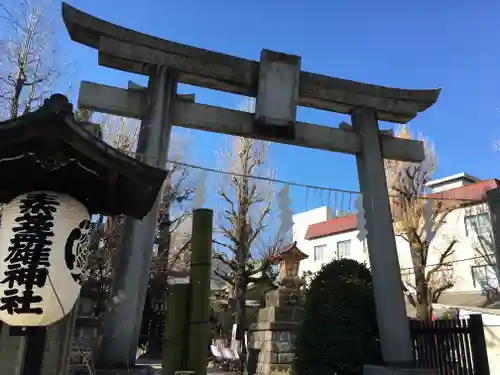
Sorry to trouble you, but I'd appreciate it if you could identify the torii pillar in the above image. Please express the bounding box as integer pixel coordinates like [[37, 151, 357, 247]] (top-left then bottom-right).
[[62, 3, 440, 374], [352, 107, 415, 369]]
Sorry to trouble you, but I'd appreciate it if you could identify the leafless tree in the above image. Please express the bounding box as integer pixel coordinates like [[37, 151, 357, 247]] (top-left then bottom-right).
[[85, 115, 195, 287], [82, 114, 135, 313], [213, 100, 285, 372], [0, 0, 72, 119], [386, 125, 459, 321], [152, 151, 195, 282]]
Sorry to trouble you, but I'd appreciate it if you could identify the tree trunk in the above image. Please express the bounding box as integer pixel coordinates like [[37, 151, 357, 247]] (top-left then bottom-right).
[[408, 235, 433, 322], [233, 268, 248, 374], [157, 211, 171, 262], [233, 217, 249, 374], [415, 302, 432, 322], [414, 267, 433, 322]]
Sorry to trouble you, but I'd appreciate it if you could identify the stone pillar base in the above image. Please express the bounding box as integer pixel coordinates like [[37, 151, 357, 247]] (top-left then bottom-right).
[[364, 365, 437, 375]]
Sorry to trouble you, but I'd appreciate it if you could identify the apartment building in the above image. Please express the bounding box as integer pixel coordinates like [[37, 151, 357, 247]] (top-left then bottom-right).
[[293, 173, 500, 314]]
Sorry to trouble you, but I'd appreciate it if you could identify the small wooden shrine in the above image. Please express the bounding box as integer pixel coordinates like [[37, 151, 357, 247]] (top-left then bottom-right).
[[268, 242, 308, 289]]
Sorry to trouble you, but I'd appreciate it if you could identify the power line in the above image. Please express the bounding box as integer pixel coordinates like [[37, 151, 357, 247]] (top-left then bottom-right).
[[162, 157, 492, 271], [123, 144, 478, 202], [167, 159, 359, 195], [166, 158, 478, 202], [399, 254, 496, 272]]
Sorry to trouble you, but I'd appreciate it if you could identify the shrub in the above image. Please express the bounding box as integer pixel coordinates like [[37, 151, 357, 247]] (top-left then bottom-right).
[[294, 259, 382, 375]]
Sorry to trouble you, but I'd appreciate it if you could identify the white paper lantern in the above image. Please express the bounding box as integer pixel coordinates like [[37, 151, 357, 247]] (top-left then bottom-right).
[[0, 191, 91, 326]]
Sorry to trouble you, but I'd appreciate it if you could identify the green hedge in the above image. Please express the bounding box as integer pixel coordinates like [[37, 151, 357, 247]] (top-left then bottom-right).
[[294, 259, 382, 375]]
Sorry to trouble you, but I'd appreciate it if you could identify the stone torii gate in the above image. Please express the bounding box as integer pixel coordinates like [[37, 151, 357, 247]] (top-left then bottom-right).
[[61, 3, 439, 374]]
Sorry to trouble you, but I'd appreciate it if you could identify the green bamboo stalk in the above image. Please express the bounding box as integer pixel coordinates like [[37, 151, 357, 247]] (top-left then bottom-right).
[[163, 283, 190, 375], [186, 209, 213, 375]]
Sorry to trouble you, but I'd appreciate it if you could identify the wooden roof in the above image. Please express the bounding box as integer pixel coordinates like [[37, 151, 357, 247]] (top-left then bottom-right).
[[269, 242, 308, 262], [0, 94, 167, 219]]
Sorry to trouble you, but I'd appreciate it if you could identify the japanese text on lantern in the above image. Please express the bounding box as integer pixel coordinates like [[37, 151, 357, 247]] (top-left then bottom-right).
[[0, 192, 59, 315]]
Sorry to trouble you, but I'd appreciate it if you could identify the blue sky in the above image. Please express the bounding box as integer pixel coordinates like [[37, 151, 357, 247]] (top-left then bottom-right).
[[54, 0, 500, 215]]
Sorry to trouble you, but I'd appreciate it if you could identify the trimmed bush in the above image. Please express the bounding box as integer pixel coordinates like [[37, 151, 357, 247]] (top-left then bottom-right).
[[294, 259, 382, 375]]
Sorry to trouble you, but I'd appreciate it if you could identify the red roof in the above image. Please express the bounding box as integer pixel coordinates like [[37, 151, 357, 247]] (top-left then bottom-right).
[[427, 179, 500, 202], [304, 179, 500, 240], [305, 214, 357, 240]]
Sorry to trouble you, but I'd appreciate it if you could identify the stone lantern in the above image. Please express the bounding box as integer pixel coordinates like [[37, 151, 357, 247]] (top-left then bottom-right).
[[247, 242, 308, 375], [269, 242, 308, 289]]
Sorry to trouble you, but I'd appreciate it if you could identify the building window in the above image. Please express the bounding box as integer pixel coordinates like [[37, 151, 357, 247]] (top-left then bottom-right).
[[471, 264, 499, 290], [465, 212, 491, 237], [336, 240, 351, 258], [313, 244, 326, 261]]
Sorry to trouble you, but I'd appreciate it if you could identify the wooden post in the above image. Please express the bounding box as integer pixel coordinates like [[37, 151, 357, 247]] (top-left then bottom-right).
[[163, 283, 191, 375], [186, 209, 213, 375], [468, 314, 490, 375], [12, 326, 47, 375]]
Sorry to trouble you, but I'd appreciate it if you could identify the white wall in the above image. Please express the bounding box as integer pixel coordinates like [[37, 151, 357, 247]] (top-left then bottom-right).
[[293, 207, 368, 275], [294, 206, 332, 274], [298, 230, 368, 275], [406, 202, 494, 294], [293, 206, 332, 243], [293, 202, 495, 294]]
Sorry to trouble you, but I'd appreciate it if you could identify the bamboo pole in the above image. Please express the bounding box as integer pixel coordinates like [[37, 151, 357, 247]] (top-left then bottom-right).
[[186, 209, 213, 375], [162, 283, 190, 375]]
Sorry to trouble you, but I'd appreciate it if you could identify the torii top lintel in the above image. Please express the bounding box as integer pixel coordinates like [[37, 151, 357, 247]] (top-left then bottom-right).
[[62, 3, 440, 124]]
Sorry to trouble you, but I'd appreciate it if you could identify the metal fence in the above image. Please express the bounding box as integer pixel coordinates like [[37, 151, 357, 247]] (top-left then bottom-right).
[[410, 314, 490, 375]]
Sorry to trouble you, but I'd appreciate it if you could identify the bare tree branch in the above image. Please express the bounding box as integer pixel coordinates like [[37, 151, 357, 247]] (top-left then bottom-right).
[[401, 281, 417, 308], [85, 115, 196, 291], [214, 99, 284, 373], [426, 239, 457, 277], [214, 269, 235, 286], [0, 0, 73, 120], [386, 125, 459, 321]]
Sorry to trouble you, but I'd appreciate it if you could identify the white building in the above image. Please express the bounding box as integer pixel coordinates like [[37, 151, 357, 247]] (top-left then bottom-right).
[[293, 173, 500, 314]]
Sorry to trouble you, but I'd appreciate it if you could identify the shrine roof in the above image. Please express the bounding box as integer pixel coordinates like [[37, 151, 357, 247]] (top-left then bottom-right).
[[269, 242, 308, 262], [0, 94, 167, 219]]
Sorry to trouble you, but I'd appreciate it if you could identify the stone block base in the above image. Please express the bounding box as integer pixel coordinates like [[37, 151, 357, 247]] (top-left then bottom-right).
[[364, 365, 437, 375], [80, 366, 155, 375], [256, 362, 292, 375]]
